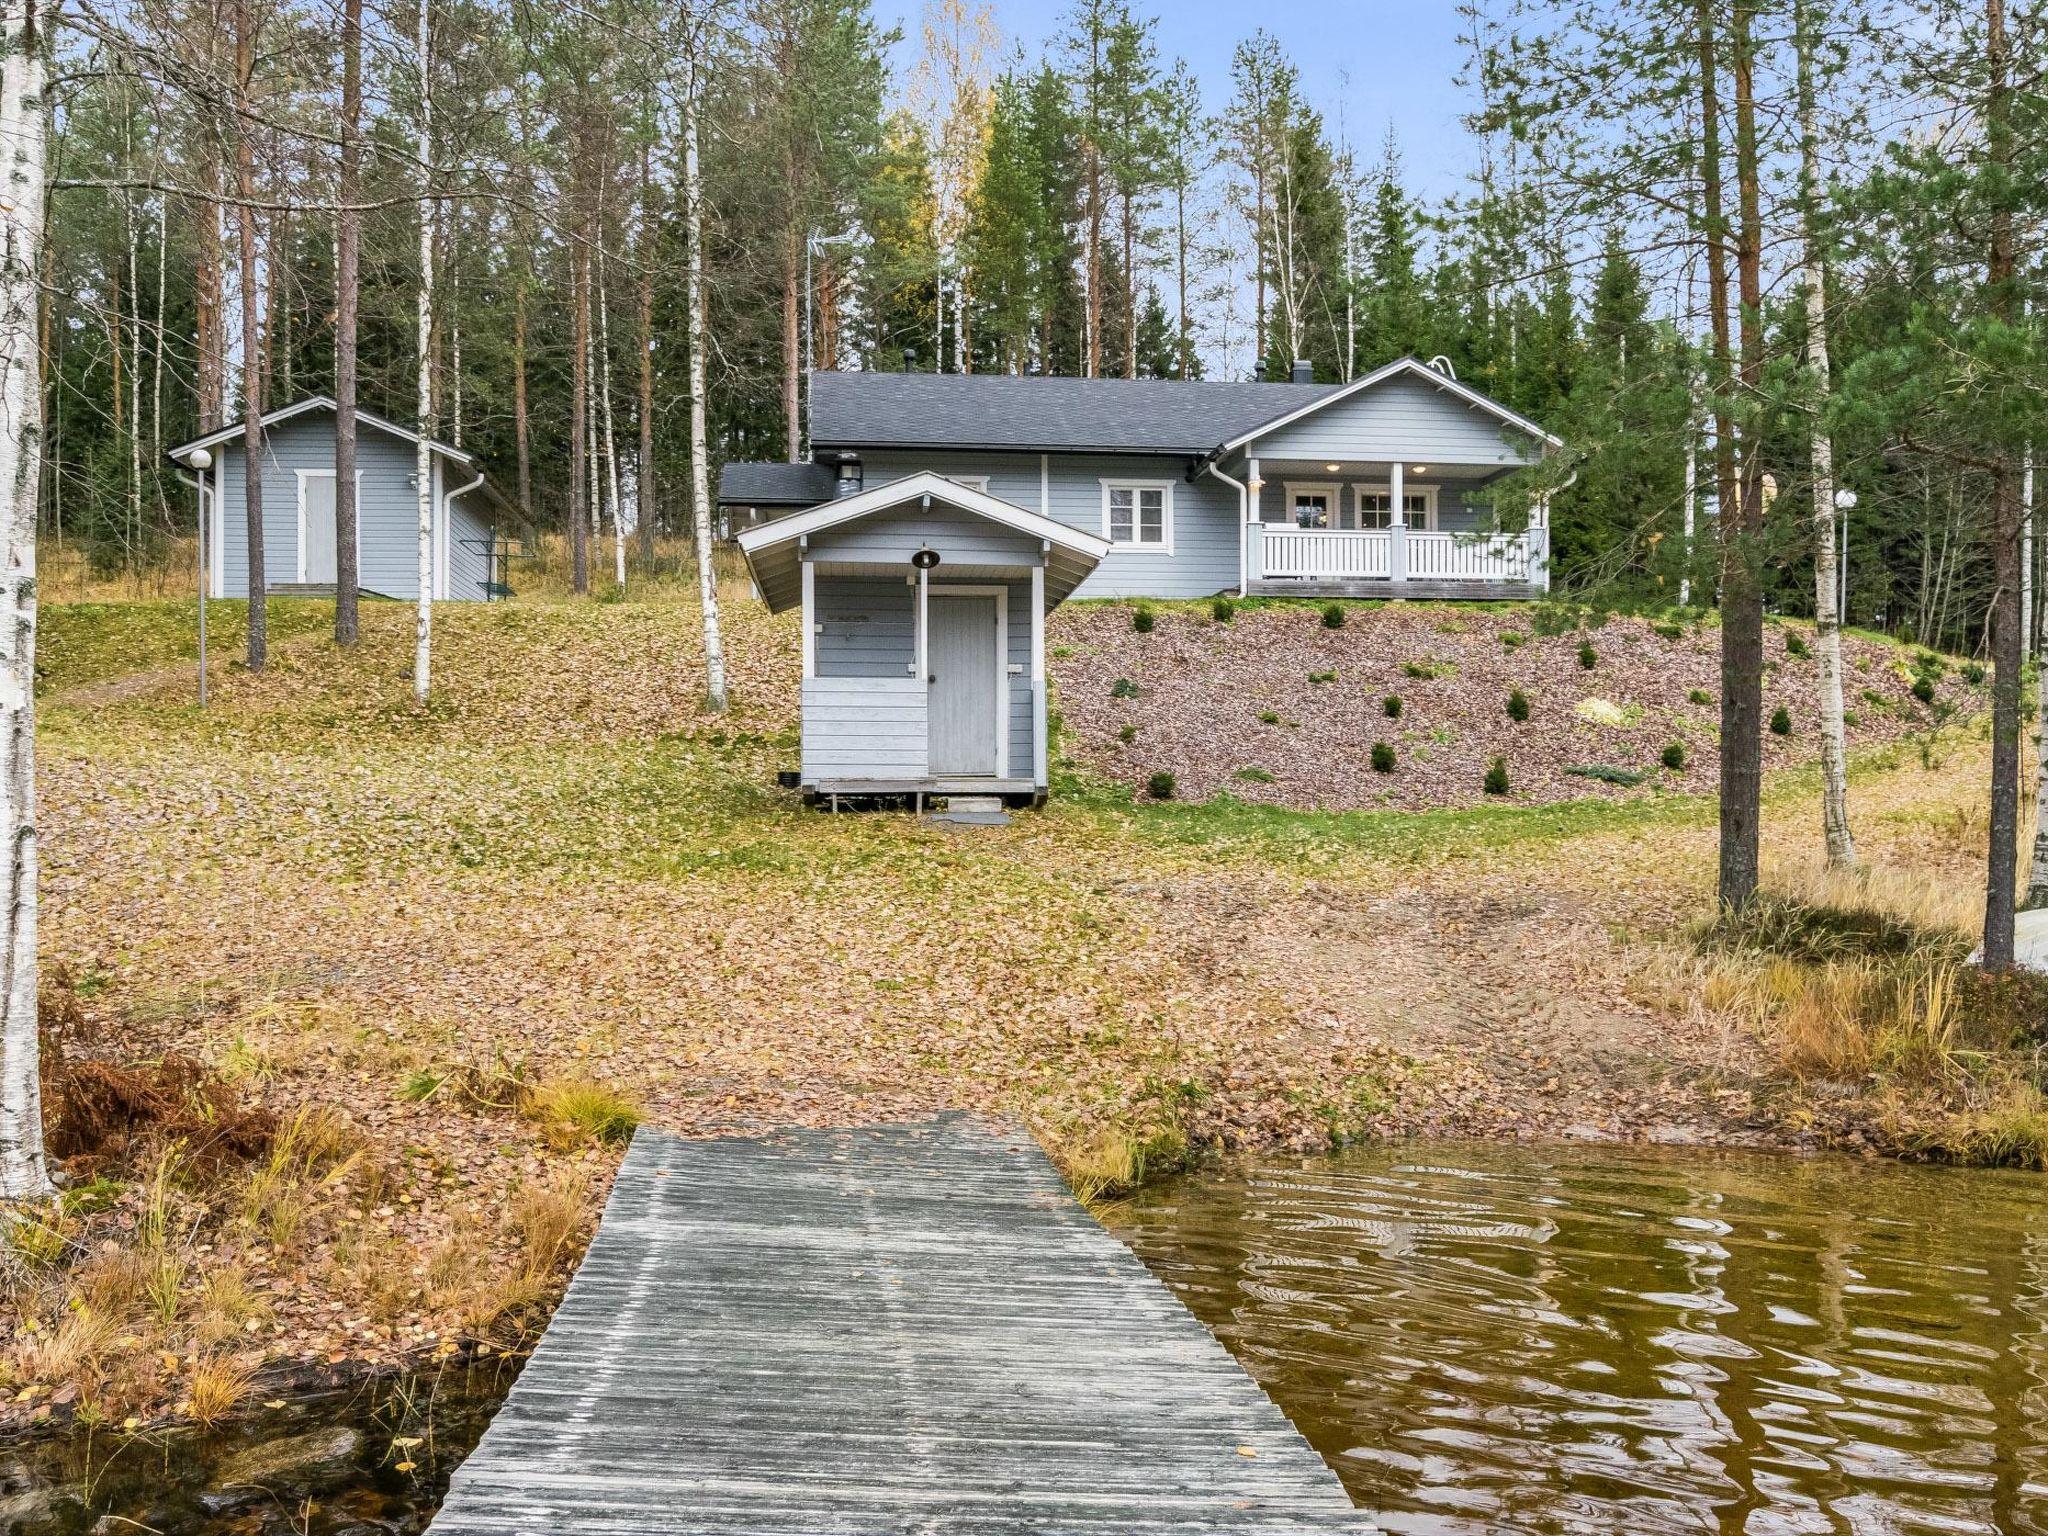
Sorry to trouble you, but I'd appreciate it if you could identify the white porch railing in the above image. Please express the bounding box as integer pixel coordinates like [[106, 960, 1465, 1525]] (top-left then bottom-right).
[[1251, 524, 1547, 588], [1405, 530, 1536, 582], [1260, 528, 1391, 579]]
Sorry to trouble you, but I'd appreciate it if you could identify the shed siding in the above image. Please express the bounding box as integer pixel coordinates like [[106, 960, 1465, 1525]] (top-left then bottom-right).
[[809, 504, 1042, 567], [1250, 374, 1538, 468], [446, 492, 496, 600], [807, 570, 1037, 783], [859, 451, 1241, 599], [213, 413, 491, 601]]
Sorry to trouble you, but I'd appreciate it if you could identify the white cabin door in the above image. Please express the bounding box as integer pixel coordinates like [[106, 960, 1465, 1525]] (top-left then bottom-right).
[[927, 594, 999, 776], [300, 473, 338, 584]]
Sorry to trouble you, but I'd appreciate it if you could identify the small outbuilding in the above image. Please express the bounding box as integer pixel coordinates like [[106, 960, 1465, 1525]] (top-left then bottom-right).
[[738, 471, 1109, 805], [169, 396, 514, 601]]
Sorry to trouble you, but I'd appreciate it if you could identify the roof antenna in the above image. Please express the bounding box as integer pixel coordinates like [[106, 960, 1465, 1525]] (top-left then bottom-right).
[[1427, 355, 1457, 379]]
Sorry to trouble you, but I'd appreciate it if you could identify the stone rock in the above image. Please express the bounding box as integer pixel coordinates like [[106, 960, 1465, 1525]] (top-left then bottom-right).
[[0, 1486, 82, 1535], [1966, 908, 2048, 973], [214, 1426, 364, 1491]]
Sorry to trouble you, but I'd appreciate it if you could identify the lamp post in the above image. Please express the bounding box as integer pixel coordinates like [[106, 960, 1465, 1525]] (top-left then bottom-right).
[[182, 448, 214, 707], [1835, 487, 1857, 623], [802, 230, 857, 459]]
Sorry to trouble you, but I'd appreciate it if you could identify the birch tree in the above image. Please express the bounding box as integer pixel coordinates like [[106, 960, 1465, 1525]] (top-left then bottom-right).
[[412, 0, 434, 704], [682, 3, 726, 709], [0, 0, 51, 1202], [1796, 0, 1853, 867], [333, 0, 362, 646], [232, 0, 266, 670]]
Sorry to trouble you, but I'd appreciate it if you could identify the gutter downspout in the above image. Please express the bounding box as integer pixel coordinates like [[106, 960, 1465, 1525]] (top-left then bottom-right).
[[1205, 461, 1250, 599], [442, 466, 487, 600]]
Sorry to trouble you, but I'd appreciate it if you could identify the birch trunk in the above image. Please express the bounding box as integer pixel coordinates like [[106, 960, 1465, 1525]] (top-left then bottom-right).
[[412, 0, 434, 705], [568, 240, 588, 594], [682, 12, 726, 710], [0, 0, 51, 1201], [1980, 0, 2021, 969], [597, 244, 624, 589], [636, 144, 656, 565], [1796, 0, 1854, 868], [333, 0, 361, 645], [233, 0, 266, 671]]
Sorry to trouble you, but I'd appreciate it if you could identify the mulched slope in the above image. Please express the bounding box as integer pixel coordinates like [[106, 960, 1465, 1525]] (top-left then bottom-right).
[[1050, 603, 1974, 812]]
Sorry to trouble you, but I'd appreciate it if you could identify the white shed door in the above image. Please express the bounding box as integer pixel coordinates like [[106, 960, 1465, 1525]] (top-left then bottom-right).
[[927, 595, 998, 776], [300, 473, 338, 584]]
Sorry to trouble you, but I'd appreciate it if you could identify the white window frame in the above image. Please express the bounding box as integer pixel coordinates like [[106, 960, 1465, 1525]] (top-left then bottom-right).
[[295, 468, 363, 583], [1283, 481, 1341, 530], [1351, 482, 1439, 531], [943, 474, 990, 493], [1098, 478, 1174, 554]]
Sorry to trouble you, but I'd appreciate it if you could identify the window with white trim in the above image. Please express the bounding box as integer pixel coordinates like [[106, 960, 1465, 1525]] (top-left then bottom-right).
[[944, 475, 990, 492], [1101, 480, 1171, 550], [1352, 485, 1437, 530]]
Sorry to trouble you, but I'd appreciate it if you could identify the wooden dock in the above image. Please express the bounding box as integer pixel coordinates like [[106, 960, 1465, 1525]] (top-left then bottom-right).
[[428, 1115, 1367, 1534]]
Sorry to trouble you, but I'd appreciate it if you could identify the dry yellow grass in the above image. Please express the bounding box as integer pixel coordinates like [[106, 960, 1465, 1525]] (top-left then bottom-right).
[[184, 1355, 256, 1426]]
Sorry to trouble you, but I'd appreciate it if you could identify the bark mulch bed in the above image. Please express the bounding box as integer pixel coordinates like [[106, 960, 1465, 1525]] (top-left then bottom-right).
[[1049, 602, 1974, 812]]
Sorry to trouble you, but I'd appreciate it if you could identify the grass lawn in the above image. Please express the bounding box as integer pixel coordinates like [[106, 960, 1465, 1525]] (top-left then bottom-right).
[[6, 580, 2024, 1433]]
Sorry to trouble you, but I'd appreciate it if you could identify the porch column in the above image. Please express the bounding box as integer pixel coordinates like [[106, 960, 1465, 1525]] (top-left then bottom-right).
[[1532, 492, 1552, 591], [1245, 457, 1264, 590], [800, 553, 816, 677], [1031, 561, 1047, 786], [1388, 459, 1408, 585]]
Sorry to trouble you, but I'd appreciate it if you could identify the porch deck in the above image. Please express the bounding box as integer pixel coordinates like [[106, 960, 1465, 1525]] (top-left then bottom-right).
[[1245, 524, 1548, 600], [1248, 577, 1543, 601]]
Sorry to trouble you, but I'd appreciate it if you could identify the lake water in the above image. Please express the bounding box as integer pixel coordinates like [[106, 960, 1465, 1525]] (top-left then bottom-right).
[[1110, 1142, 2048, 1536]]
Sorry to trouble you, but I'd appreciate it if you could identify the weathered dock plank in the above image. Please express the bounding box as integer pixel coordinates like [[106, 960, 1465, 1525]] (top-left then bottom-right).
[[428, 1115, 1367, 1535]]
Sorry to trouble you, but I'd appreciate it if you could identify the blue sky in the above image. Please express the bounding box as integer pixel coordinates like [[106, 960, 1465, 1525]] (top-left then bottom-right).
[[870, 0, 1483, 202]]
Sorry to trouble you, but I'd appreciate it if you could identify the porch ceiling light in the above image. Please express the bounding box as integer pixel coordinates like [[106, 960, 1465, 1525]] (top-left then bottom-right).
[[1324, 463, 1341, 473], [1411, 465, 1429, 476], [911, 546, 941, 570]]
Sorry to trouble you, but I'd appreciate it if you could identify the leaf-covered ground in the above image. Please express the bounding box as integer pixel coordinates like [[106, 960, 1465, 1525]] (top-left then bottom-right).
[[11, 585, 1997, 1433], [1054, 601, 1978, 810]]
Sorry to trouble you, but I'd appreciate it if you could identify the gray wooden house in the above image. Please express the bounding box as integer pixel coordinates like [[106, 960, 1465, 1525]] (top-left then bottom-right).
[[721, 356, 1564, 602], [738, 472, 1108, 804], [170, 396, 513, 601]]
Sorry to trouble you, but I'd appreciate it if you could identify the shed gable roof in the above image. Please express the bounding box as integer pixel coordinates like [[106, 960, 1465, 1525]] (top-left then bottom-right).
[[737, 471, 1108, 613]]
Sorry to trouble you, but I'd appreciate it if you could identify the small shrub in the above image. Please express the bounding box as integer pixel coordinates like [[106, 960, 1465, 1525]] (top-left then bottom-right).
[[1661, 741, 1686, 771], [1116, 723, 1137, 744], [1687, 687, 1714, 706], [1257, 708, 1281, 725], [1842, 709, 1860, 728], [1147, 771, 1176, 800], [1320, 602, 1346, 629], [1785, 630, 1810, 658], [1653, 620, 1684, 640], [1500, 630, 1527, 649], [1911, 676, 1936, 705], [1110, 677, 1140, 699], [1483, 756, 1510, 795], [1382, 694, 1403, 718], [1770, 706, 1793, 736], [1370, 742, 1396, 773], [1964, 661, 1986, 684], [1506, 687, 1530, 723], [1132, 606, 1155, 633], [1577, 640, 1598, 670], [1566, 763, 1649, 787], [1531, 604, 1580, 637], [1234, 766, 1275, 784], [1914, 650, 1945, 677], [1210, 596, 1236, 624], [1309, 669, 1338, 684]]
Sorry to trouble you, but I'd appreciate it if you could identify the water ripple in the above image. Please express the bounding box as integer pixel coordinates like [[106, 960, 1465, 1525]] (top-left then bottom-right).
[[1113, 1143, 2048, 1536]]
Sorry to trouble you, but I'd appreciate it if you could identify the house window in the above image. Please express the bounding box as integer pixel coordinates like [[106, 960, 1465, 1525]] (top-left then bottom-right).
[[1285, 482, 1339, 530], [1101, 480, 1172, 551], [1353, 485, 1437, 530], [944, 475, 990, 493]]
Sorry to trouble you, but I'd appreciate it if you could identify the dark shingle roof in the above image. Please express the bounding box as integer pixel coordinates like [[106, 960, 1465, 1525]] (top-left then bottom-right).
[[808, 370, 1344, 455], [717, 460, 838, 506]]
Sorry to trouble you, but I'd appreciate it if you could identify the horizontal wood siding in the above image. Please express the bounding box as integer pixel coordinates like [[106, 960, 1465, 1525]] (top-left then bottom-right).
[[860, 450, 1239, 599], [816, 576, 914, 680], [447, 494, 495, 599], [1252, 373, 1539, 469], [801, 676, 927, 781], [214, 414, 490, 600], [809, 504, 1040, 567]]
